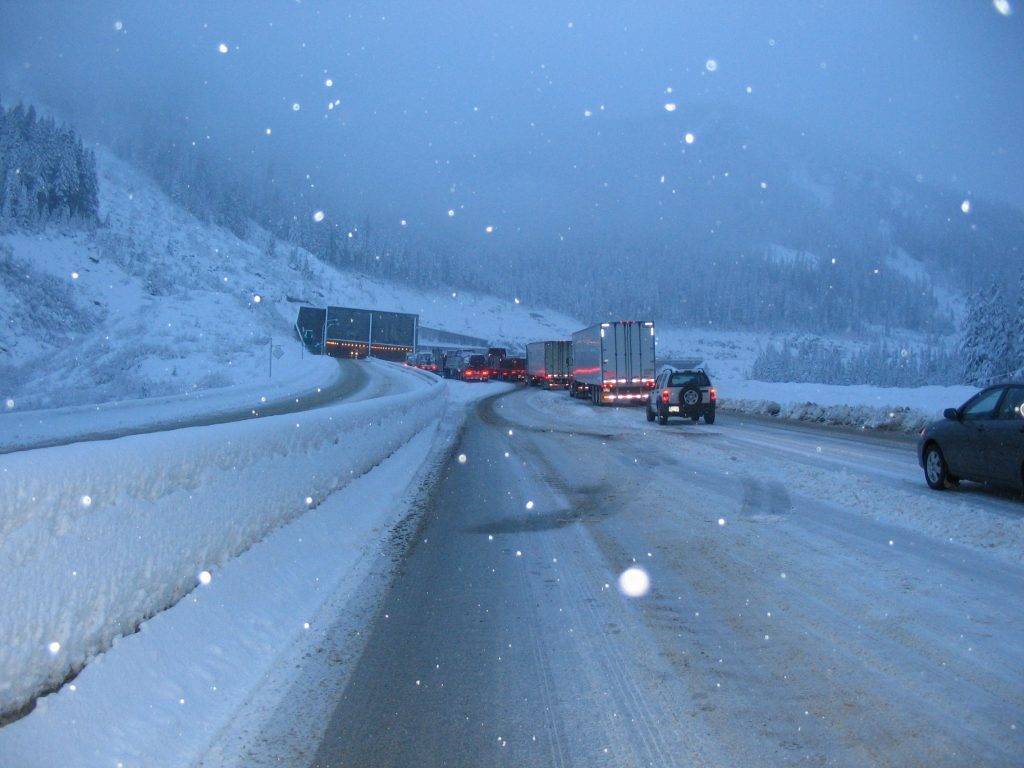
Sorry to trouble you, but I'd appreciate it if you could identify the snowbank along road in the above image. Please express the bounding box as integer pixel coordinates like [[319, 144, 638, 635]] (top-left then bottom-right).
[[0, 356, 373, 454], [312, 385, 1023, 768], [0, 359, 437, 726]]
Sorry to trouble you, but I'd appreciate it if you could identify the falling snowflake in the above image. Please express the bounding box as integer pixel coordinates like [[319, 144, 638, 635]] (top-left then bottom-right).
[[745, 85, 753, 94], [305, 496, 313, 505], [705, 59, 718, 72], [71, 271, 79, 280], [265, 127, 272, 135], [993, 0, 1012, 15], [447, 209, 455, 217], [400, 219, 408, 226], [457, 453, 467, 464], [717, 517, 726, 526], [292, 102, 301, 111], [485, 225, 494, 234], [684, 133, 695, 144], [252, 294, 262, 303], [4, 398, 14, 410], [618, 567, 650, 598], [325, 78, 334, 87], [664, 102, 678, 112], [218, 43, 229, 54], [525, 500, 535, 510], [198, 570, 212, 585], [584, 109, 592, 117], [48, 641, 61, 655], [313, 210, 325, 222], [114, 20, 123, 31], [81, 495, 93, 507], [960, 199, 971, 214]]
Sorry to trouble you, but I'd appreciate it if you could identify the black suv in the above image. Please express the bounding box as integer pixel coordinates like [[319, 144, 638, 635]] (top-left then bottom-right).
[[646, 368, 716, 425], [918, 383, 1024, 492]]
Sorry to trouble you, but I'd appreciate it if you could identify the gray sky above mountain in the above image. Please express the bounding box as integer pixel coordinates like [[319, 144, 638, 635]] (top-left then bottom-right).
[[2, 0, 1021, 237]]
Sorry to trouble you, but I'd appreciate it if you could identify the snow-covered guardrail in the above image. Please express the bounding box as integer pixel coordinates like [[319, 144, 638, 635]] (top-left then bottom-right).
[[0, 366, 444, 718]]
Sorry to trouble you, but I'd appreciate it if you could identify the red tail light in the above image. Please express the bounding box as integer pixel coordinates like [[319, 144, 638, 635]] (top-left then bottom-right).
[[660, 389, 670, 404], [709, 387, 717, 402]]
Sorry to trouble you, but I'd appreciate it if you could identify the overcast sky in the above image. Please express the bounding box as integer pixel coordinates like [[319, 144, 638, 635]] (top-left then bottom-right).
[[2, 0, 1022, 235]]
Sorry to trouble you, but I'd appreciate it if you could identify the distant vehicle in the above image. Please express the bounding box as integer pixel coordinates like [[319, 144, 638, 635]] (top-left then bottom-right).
[[441, 350, 465, 379], [295, 305, 418, 362], [646, 368, 716, 425], [486, 347, 507, 378], [461, 354, 490, 382], [526, 341, 572, 388], [499, 356, 526, 382], [406, 351, 439, 374], [918, 383, 1024, 492], [570, 321, 656, 405]]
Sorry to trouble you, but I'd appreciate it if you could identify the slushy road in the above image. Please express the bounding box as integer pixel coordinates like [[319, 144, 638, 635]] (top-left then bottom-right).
[[313, 386, 1023, 768]]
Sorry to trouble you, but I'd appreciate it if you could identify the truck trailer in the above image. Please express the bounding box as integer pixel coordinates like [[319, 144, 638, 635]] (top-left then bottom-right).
[[570, 321, 656, 404], [526, 341, 572, 388], [296, 305, 418, 362]]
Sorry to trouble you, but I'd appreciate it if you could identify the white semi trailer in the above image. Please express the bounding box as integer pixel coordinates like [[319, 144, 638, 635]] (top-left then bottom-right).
[[569, 321, 656, 405], [526, 340, 572, 388]]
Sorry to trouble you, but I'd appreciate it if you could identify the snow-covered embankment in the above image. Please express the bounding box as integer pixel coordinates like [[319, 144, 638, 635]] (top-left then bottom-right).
[[0, 362, 443, 719]]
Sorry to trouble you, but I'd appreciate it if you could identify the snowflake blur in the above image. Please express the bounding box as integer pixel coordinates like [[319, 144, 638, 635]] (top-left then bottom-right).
[[617, 567, 650, 598]]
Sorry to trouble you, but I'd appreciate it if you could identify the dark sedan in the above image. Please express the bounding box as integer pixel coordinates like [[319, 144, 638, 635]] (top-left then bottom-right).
[[918, 383, 1024, 492]]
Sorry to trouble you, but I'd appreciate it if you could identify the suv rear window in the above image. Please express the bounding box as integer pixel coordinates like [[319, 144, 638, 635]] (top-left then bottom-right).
[[468, 355, 486, 367], [669, 371, 708, 387]]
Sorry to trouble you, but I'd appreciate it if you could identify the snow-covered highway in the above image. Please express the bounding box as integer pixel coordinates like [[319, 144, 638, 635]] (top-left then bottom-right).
[[307, 386, 1023, 768], [2, 377, 1021, 768], [0, 357, 384, 454]]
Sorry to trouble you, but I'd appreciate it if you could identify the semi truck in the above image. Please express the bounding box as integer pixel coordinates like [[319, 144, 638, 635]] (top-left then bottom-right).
[[526, 341, 572, 388], [486, 347, 507, 377], [569, 321, 656, 405]]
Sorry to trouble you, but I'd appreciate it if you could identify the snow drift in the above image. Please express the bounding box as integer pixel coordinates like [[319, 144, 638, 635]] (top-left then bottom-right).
[[0, 362, 443, 718]]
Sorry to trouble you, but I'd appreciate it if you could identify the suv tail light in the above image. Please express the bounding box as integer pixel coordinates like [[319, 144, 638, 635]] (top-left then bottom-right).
[[660, 389, 670, 404], [709, 387, 717, 402]]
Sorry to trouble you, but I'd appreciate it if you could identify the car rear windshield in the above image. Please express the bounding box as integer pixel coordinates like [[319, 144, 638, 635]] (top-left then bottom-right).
[[468, 355, 486, 367], [669, 371, 707, 387]]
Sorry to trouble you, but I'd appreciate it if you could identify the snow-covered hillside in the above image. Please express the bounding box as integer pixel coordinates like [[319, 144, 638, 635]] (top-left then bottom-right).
[[0, 149, 580, 411], [0, 147, 976, 428]]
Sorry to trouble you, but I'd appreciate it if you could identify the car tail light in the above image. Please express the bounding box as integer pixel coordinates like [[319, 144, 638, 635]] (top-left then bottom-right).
[[660, 389, 670, 404], [709, 387, 717, 402]]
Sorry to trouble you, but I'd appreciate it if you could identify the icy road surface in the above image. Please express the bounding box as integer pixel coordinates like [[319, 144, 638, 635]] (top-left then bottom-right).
[[311, 386, 1023, 768]]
